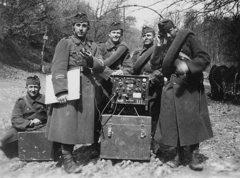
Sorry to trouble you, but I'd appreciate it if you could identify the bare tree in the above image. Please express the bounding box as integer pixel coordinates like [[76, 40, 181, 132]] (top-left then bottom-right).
[[159, 0, 240, 19], [86, 0, 127, 41]]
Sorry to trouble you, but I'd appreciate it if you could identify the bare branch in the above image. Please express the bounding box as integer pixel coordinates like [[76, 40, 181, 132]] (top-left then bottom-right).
[[156, 0, 239, 19]]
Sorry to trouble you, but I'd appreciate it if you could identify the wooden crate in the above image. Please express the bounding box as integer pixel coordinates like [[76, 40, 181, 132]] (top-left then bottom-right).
[[100, 114, 151, 160], [18, 131, 54, 161]]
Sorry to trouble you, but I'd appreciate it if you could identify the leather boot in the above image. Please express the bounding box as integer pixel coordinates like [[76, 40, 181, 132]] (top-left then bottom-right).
[[189, 150, 203, 171], [166, 146, 184, 168], [166, 153, 180, 168], [189, 145, 203, 171], [61, 144, 82, 174]]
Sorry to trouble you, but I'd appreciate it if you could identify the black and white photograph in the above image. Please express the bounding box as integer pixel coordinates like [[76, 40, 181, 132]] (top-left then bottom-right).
[[0, 0, 239, 177]]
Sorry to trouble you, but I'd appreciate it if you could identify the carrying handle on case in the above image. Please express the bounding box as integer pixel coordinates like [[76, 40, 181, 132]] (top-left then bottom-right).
[[140, 122, 146, 139], [108, 122, 112, 138]]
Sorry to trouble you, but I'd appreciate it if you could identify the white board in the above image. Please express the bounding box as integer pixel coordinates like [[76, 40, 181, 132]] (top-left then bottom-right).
[[45, 68, 80, 104]]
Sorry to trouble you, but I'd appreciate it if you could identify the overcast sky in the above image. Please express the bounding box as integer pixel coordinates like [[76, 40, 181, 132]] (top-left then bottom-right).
[[86, 0, 202, 30], [85, 0, 170, 29], [125, 0, 167, 29]]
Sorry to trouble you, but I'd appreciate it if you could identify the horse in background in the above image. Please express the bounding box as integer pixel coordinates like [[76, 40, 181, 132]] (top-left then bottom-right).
[[209, 63, 240, 101], [209, 64, 229, 100]]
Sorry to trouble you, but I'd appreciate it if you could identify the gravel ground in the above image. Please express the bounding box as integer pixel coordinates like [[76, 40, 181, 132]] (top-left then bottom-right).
[[0, 66, 240, 178]]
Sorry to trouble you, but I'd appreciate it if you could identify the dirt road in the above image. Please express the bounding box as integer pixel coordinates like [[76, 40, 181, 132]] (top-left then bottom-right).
[[0, 69, 239, 178]]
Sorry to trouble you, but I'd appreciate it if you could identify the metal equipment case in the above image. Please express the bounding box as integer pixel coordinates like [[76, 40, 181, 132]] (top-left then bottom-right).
[[18, 131, 54, 161], [100, 114, 151, 160]]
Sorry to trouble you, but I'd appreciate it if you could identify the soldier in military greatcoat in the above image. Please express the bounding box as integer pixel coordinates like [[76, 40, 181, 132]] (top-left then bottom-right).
[[98, 21, 133, 98], [131, 26, 164, 137], [45, 13, 105, 173], [153, 19, 213, 171]]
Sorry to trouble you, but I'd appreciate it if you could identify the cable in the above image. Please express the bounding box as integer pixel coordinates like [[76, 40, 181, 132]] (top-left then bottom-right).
[[101, 94, 120, 128], [98, 93, 117, 122]]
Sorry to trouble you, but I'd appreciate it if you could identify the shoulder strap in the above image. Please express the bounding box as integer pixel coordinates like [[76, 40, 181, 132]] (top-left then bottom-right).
[[104, 43, 128, 67], [133, 45, 155, 75], [24, 96, 38, 114], [162, 29, 194, 78]]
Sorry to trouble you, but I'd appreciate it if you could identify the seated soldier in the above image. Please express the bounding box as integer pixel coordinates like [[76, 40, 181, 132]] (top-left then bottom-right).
[[0, 75, 47, 155]]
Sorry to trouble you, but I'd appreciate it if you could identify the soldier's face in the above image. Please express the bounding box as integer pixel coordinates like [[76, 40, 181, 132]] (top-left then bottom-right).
[[166, 27, 177, 41], [109, 30, 122, 43], [142, 32, 155, 45], [26, 85, 40, 97], [73, 22, 89, 38]]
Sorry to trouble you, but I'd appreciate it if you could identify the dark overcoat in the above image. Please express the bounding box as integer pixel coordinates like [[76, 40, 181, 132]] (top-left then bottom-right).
[[132, 44, 164, 134], [97, 39, 133, 100], [154, 33, 213, 147], [46, 35, 105, 145], [99, 39, 133, 78], [132, 44, 164, 78]]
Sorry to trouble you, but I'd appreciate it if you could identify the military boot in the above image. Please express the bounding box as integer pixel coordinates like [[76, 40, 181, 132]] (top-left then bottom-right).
[[166, 146, 184, 168], [61, 144, 82, 174], [189, 143, 203, 171], [189, 150, 203, 171], [166, 153, 179, 168]]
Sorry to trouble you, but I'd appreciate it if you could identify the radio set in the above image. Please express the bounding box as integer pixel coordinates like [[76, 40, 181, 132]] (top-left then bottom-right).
[[110, 75, 150, 109], [101, 75, 152, 160]]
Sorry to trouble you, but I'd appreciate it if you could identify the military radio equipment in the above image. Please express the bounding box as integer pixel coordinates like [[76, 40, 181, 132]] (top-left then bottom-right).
[[111, 75, 150, 109], [100, 75, 152, 160]]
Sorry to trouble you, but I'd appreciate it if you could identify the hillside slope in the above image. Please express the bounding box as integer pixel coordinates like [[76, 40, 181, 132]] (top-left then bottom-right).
[[0, 38, 46, 78]]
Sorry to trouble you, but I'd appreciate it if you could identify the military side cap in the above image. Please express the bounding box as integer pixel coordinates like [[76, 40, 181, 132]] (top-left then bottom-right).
[[72, 13, 89, 25], [142, 25, 155, 36], [158, 19, 175, 32], [26, 75, 40, 86], [109, 21, 123, 31]]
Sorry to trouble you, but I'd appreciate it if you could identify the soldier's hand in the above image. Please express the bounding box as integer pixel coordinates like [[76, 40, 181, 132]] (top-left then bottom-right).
[[29, 120, 34, 127], [80, 48, 93, 68], [33, 118, 42, 126], [174, 59, 189, 75], [57, 93, 68, 104], [156, 34, 166, 46], [29, 118, 42, 126], [80, 48, 92, 58], [156, 35, 162, 46], [111, 70, 124, 75]]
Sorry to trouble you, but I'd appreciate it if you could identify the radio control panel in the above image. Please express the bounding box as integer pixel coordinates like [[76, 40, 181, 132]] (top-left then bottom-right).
[[111, 75, 150, 106]]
